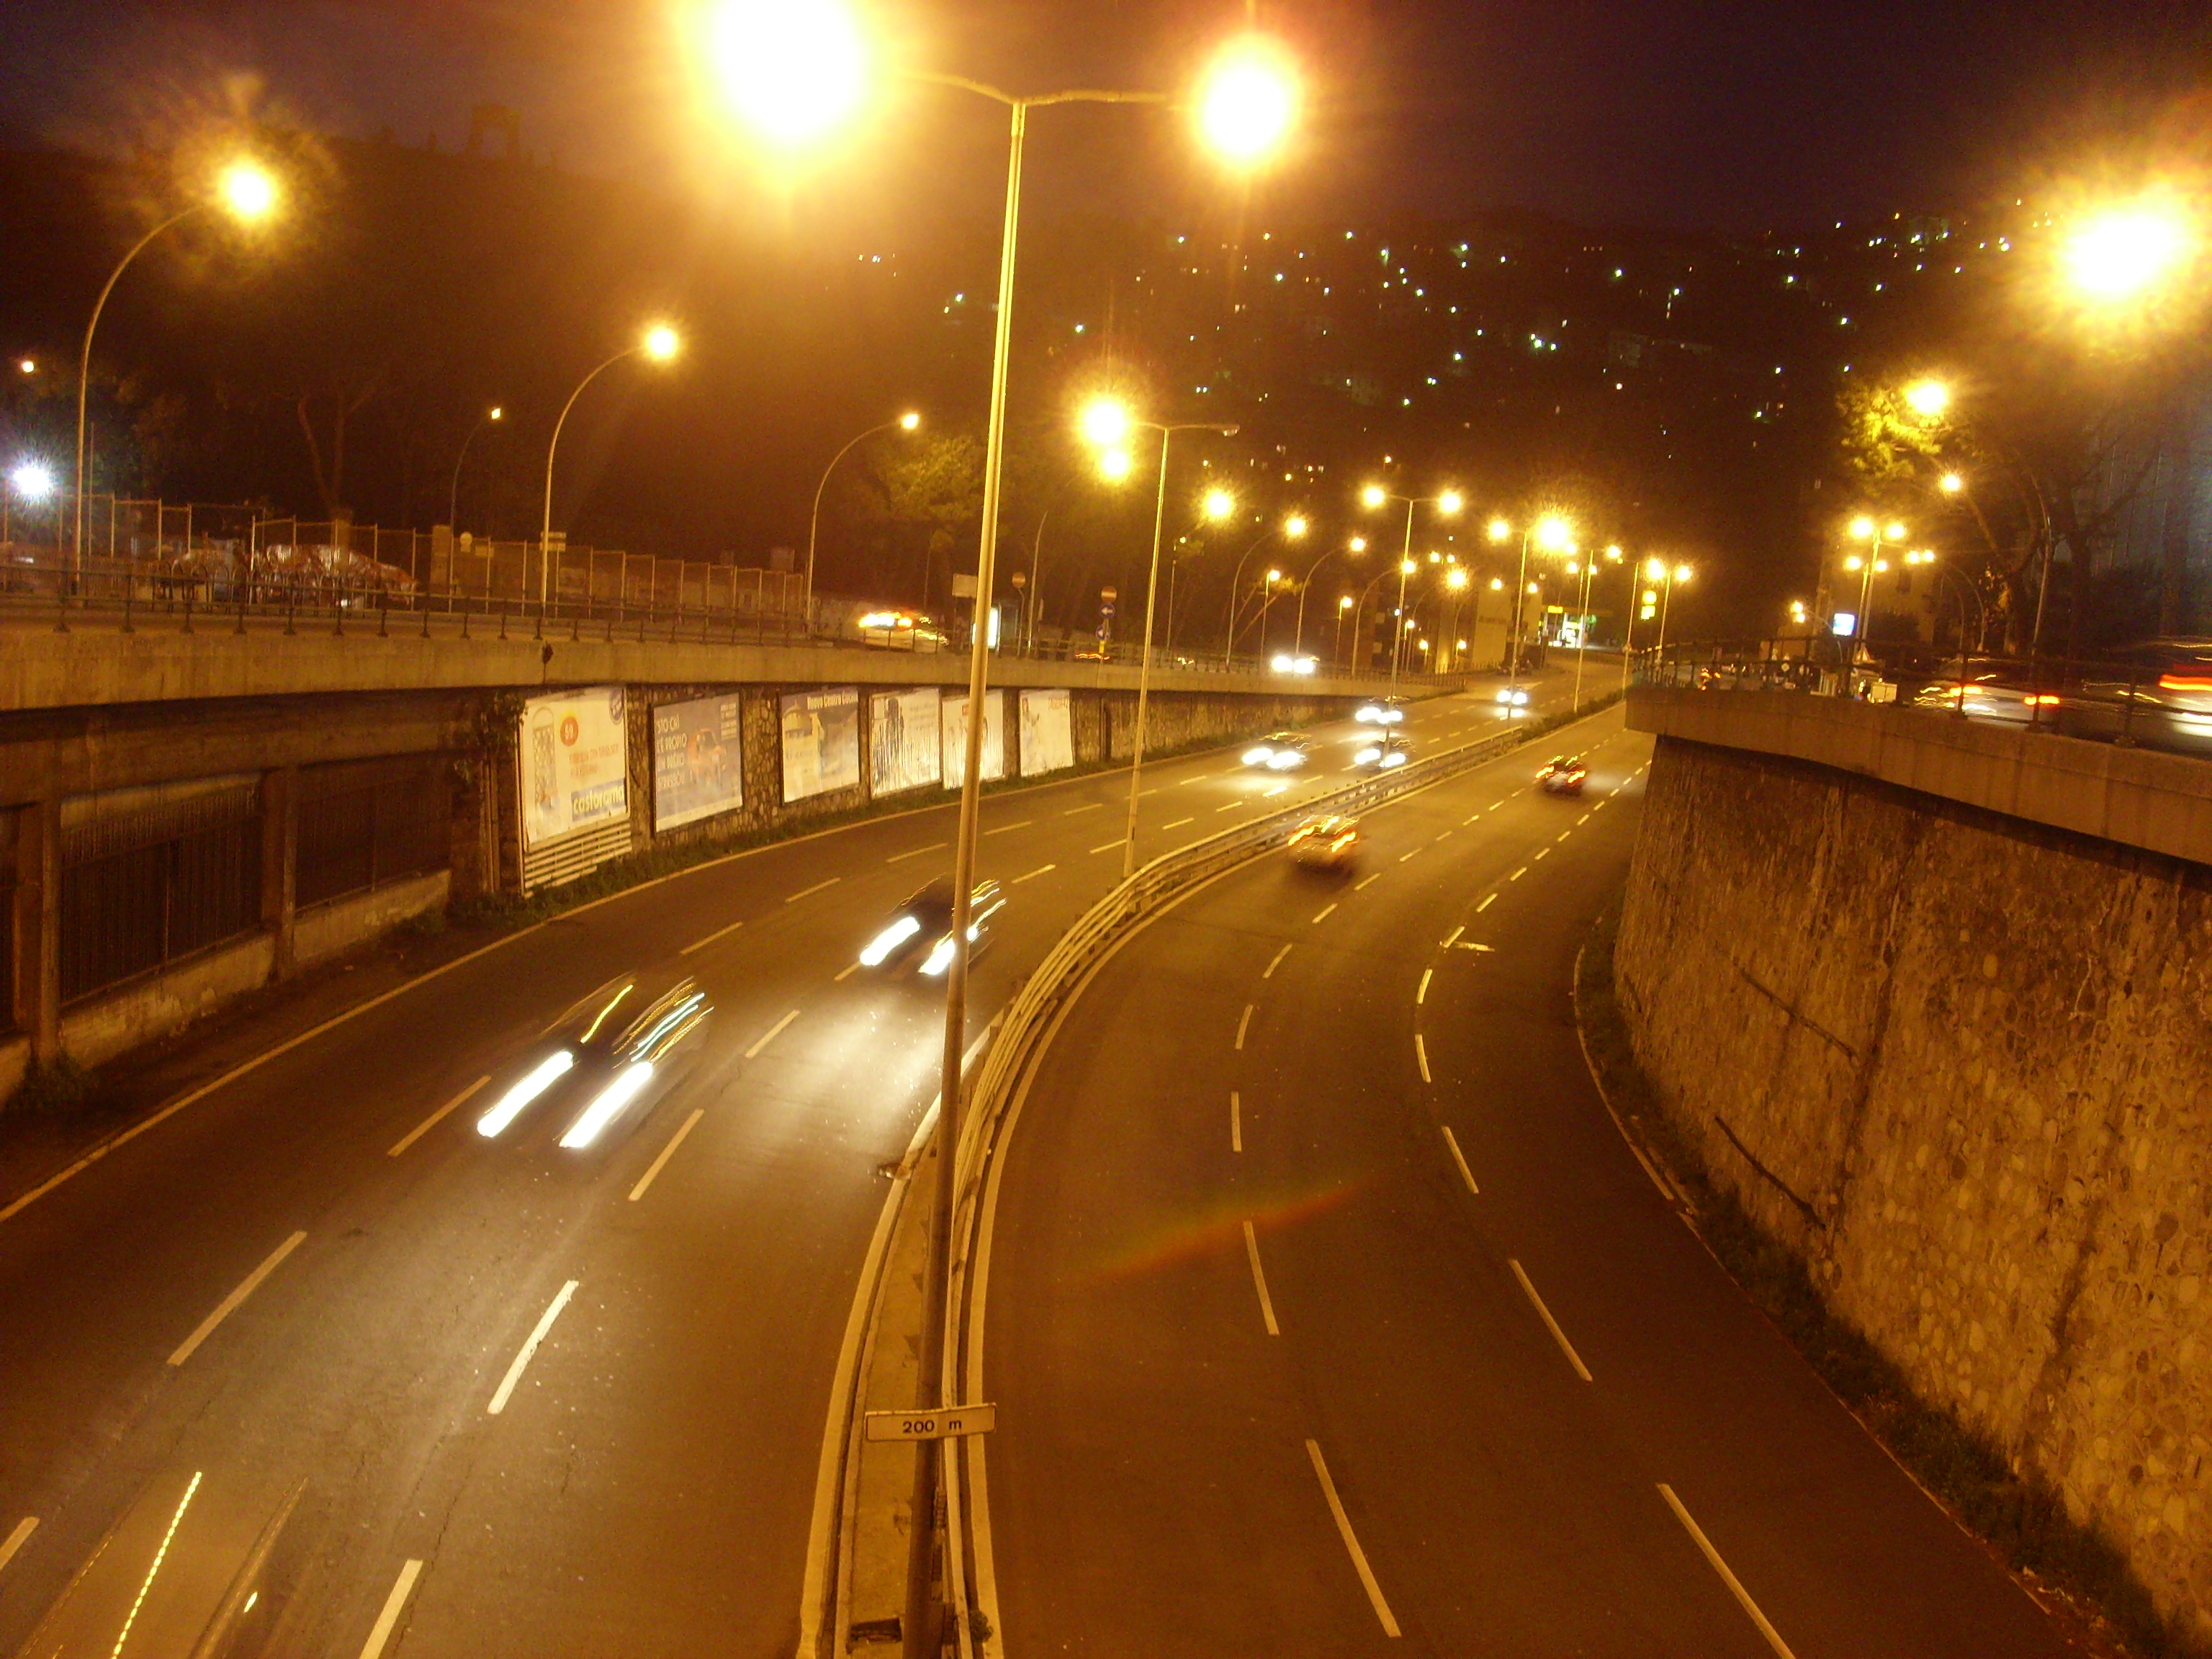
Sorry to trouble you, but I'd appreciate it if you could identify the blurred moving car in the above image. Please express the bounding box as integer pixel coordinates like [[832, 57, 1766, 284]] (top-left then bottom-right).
[[858, 610, 950, 652], [1354, 696, 1407, 724], [1286, 814, 1363, 870], [2072, 640, 2212, 752], [858, 876, 1007, 977], [477, 964, 713, 1152], [1352, 732, 1411, 769], [1495, 685, 1532, 714], [1538, 755, 1588, 795], [1907, 673, 2059, 726], [1243, 732, 1314, 770]]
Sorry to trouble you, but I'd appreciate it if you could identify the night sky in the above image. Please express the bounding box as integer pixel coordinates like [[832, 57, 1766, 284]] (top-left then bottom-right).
[[4, 1, 2207, 234]]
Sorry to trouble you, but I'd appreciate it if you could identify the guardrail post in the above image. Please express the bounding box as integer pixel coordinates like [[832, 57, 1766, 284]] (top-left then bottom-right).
[[284, 588, 296, 637], [2118, 667, 2141, 747]]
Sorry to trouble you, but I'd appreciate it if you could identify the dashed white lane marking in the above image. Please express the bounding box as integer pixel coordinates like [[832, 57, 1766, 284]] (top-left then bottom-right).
[[1089, 840, 1126, 855], [1578, 811, 1593, 825], [1442, 1126, 1479, 1195], [888, 840, 949, 861], [1556, 829, 1573, 842], [1593, 797, 1610, 811], [1415, 1033, 1431, 1083], [1476, 894, 1496, 913], [114, 1473, 199, 1659], [0, 1516, 36, 1575], [629, 1107, 705, 1202], [1140, 788, 1162, 798], [488, 1280, 579, 1415], [169, 1231, 307, 1367], [680, 917, 746, 955], [1176, 775, 1205, 786], [357, 1558, 425, 1659], [1231, 1092, 1243, 1153], [1242, 1221, 1280, 1335], [1013, 863, 1057, 884], [1509, 866, 1529, 881], [1510, 1259, 1593, 1382], [982, 821, 1033, 836], [1264, 943, 1293, 979], [1164, 817, 1195, 830], [1311, 903, 1338, 924], [1657, 1485, 1800, 1659], [1397, 848, 1421, 863], [785, 877, 840, 903], [1264, 783, 1290, 796], [1355, 873, 1382, 890], [834, 962, 860, 982], [745, 1010, 801, 1059], [1305, 1440, 1401, 1638], [1533, 848, 1551, 863], [1061, 802, 1103, 814], [388, 1076, 488, 1156], [1235, 1005, 1254, 1050], [1417, 968, 1432, 1005], [1216, 800, 1247, 813]]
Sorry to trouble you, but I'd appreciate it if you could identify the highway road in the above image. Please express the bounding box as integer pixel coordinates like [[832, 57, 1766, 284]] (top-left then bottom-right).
[[0, 679, 1543, 1658], [973, 706, 2074, 1657]]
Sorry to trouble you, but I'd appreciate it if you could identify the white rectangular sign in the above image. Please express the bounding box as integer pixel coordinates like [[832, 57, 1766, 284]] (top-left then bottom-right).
[[870, 687, 942, 797], [940, 691, 1006, 790], [864, 1403, 997, 1442], [1018, 687, 1074, 776], [521, 687, 629, 849]]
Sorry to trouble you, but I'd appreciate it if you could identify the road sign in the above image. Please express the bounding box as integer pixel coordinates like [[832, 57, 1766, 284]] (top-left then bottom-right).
[[865, 1403, 997, 1442]]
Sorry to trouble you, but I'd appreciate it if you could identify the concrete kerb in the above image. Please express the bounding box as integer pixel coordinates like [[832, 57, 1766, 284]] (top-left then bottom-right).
[[809, 688, 1625, 1655]]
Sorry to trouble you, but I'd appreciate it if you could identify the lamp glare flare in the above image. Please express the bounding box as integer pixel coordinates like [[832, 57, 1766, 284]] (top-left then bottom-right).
[[217, 161, 279, 222], [643, 324, 682, 361], [1196, 37, 1299, 166], [706, 0, 868, 146], [2063, 199, 2195, 303]]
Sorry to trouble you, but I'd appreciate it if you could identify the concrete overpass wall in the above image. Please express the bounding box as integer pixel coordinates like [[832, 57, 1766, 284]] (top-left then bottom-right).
[[1618, 688, 2212, 1642]]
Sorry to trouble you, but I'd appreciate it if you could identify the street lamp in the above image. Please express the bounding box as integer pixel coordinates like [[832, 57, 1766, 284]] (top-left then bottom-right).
[[1493, 511, 1572, 679], [806, 408, 922, 626], [1361, 484, 1463, 691], [1333, 590, 1354, 666], [1220, 511, 1305, 667], [700, 0, 869, 146], [73, 156, 279, 579], [2060, 198, 2197, 305], [1082, 401, 1239, 878], [1650, 559, 1691, 657], [539, 324, 681, 605], [6, 459, 56, 547], [1904, 377, 1951, 418], [447, 405, 503, 536], [1838, 515, 1905, 676], [1292, 532, 1363, 658]]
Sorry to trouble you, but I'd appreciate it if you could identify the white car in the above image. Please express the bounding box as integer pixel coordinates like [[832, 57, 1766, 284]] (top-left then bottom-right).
[[1242, 732, 1313, 770], [1494, 685, 1532, 713], [1354, 698, 1407, 724]]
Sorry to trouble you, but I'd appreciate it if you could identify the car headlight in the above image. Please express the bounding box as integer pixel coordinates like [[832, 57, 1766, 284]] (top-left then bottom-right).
[[559, 1061, 655, 1149], [1381, 751, 1407, 768], [1243, 747, 1273, 765], [860, 914, 922, 967], [1385, 709, 1404, 723], [1270, 750, 1304, 769], [1356, 706, 1380, 722], [1355, 747, 1380, 764], [477, 1049, 575, 1138], [918, 935, 958, 977]]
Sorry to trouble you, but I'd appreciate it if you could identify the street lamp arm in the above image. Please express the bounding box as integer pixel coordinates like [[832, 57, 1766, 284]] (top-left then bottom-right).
[[807, 417, 904, 619], [541, 346, 637, 547], [904, 70, 1168, 110], [74, 203, 204, 572]]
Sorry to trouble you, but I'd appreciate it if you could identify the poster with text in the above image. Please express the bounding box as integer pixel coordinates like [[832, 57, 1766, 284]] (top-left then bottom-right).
[[940, 691, 1006, 789], [652, 695, 742, 831], [521, 686, 629, 848], [870, 687, 941, 797], [1019, 688, 1074, 775], [781, 686, 861, 803]]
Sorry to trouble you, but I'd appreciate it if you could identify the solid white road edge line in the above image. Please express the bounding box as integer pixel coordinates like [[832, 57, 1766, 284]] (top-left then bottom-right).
[[629, 1107, 705, 1202], [357, 1557, 425, 1659], [387, 1076, 489, 1157], [1656, 1484, 1800, 1659], [1415, 1033, 1431, 1084], [1442, 1126, 1479, 1195], [487, 1280, 579, 1415], [1305, 1439, 1403, 1638], [1235, 1004, 1254, 1050], [745, 1010, 801, 1059], [0, 1516, 35, 1574], [678, 917, 747, 956], [168, 1231, 307, 1367], [1242, 1220, 1281, 1335], [1417, 968, 1431, 1005], [1264, 943, 1292, 979], [1568, 938, 1686, 1208], [1509, 1258, 1593, 1382]]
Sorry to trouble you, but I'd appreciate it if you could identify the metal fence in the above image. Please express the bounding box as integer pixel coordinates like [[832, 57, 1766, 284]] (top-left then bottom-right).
[[58, 780, 262, 1006], [1634, 638, 2212, 761], [297, 756, 451, 911]]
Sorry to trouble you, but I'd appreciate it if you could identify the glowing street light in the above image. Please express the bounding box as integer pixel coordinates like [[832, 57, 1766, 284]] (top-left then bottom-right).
[[1487, 516, 1511, 543], [9, 461, 55, 502], [1195, 36, 1299, 166], [1203, 487, 1237, 521], [1362, 484, 1464, 692], [1097, 446, 1133, 482], [1904, 377, 1951, 418], [1081, 397, 1133, 449], [2062, 198, 2196, 305], [806, 408, 925, 618], [73, 154, 282, 578], [540, 324, 683, 603], [1939, 472, 1964, 495], [702, 0, 869, 148]]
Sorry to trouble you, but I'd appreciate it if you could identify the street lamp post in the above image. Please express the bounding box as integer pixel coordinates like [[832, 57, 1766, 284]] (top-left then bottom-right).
[[1332, 592, 1354, 666], [540, 325, 680, 606], [1838, 515, 1904, 693], [447, 405, 503, 536], [806, 409, 920, 633], [1218, 511, 1298, 664], [73, 160, 279, 582], [1291, 532, 1358, 657], [1496, 512, 1572, 680], [1362, 485, 1463, 693], [1654, 559, 1691, 659]]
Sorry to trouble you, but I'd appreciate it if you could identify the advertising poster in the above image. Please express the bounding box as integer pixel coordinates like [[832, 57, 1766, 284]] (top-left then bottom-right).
[[652, 695, 742, 832], [521, 686, 629, 848], [870, 688, 942, 797], [1018, 688, 1075, 776], [940, 691, 1006, 790], [781, 686, 861, 803]]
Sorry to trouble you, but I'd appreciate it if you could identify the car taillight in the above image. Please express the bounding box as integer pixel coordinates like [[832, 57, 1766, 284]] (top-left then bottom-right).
[[2025, 693, 2062, 706], [2159, 674, 2212, 692]]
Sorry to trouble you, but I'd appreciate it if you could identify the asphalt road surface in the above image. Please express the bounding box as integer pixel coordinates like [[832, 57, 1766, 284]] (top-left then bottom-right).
[[0, 679, 1547, 1658], [975, 705, 2074, 1658]]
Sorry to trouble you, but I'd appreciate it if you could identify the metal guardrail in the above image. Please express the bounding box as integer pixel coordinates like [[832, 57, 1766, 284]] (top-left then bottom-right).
[[922, 690, 1614, 1649]]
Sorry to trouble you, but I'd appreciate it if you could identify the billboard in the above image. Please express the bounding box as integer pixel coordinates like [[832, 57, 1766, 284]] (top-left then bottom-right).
[[1019, 688, 1074, 776], [781, 687, 861, 803], [941, 691, 1007, 790], [521, 686, 629, 848], [652, 695, 743, 832], [870, 688, 942, 797]]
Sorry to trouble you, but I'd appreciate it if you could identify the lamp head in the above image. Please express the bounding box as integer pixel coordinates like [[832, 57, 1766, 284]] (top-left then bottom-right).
[[2062, 198, 2195, 305], [1848, 514, 1876, 540], [703, 0, 868, 148], [1203, 487, 1236, 521], [1080, 397, 1132, 449], [1939, 472, 1964, 495], [643, 325, 681, 361], [1903, 378, 1951, 418], [899, 410, 921, 431], [1284, 513, 1309, 539], [1098, 447, 1133, 482], [9, 459, 55, 501], [1195, 35, 1300, 167], [1360, 483, 1388, 511], [1535, 513, 1573, 552], [488, 406, 504, 422], [1399, 557, 1417, 576], [1436, 488, 1465, 516], [217, 160, 279, 222], [1347, 535, 1367, 554]]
